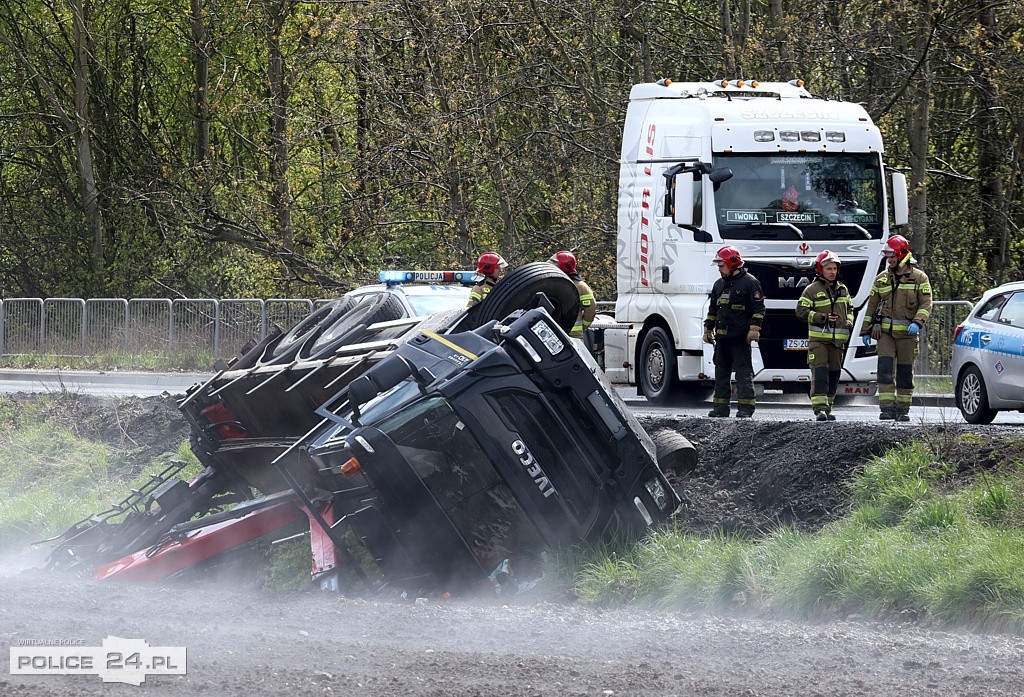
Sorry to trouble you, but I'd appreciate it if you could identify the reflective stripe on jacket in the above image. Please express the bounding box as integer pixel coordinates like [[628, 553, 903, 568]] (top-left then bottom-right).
[[862, 265, 932, 336], [796, 277, 853, 345], [704, 268, 765, 339], [571, 276, 596, 338], [467, 277, 497, 308]]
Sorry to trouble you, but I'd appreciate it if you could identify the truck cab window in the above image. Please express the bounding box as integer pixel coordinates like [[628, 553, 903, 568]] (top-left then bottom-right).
[[713, 153, 882, 240]]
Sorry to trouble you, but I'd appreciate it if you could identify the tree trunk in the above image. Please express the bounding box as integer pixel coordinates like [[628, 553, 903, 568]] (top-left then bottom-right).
[[70, 0, 105, 289], [975, 4, 1008, 279], [191, 0, 212, 208], [266, 0, 293, 252], [906, 0, 931, 257]]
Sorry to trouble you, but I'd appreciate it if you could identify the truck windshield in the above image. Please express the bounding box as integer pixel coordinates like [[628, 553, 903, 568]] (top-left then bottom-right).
[[712, 153, 883, 240], [371, 396, 547, 574]]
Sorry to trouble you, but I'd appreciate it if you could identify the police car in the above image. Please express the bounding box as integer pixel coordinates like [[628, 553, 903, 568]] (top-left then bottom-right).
[[343, 270, 475, 318], [952, 280, 1024, 423]]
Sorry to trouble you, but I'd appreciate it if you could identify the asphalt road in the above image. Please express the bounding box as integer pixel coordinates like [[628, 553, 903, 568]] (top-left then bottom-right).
[[2, 368, 1022, 426]]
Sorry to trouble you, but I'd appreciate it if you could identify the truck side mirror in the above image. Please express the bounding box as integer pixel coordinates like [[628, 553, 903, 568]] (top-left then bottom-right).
[[672, 172, 694, 227], [709, 167, 733, 189], [891, 171, 909, 227]]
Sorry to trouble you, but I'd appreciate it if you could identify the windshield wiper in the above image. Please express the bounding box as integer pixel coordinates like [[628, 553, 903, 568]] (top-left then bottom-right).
[[819, 222, 872, 239], [750, 222, 804, 239]]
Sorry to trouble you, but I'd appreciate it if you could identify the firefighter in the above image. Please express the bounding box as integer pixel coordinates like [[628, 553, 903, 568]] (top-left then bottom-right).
[[466, 252, 507, 308], [703, 245, 765, 418], [548, 250, 595, 339], [796, 250, 853, 421], [860, 235, 933, 421]]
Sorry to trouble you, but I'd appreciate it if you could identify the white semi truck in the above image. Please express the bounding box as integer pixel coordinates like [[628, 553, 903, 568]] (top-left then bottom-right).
[[596, 78, 909, 403]]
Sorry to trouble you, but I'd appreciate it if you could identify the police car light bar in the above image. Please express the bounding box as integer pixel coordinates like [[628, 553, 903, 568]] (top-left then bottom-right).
[[379, 270, 476, 284]]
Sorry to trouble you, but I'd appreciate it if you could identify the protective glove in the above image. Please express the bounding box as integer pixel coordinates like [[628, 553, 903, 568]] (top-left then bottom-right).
[[870, 324, 882, 340], [861, 335, 873, 347], [702, 328, 716, 345], [746, 326, 760, 344], [907, 322, 920, 335]]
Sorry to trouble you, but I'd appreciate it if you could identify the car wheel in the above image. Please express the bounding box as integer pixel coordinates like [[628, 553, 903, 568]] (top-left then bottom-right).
[[639, 327, 680, 405], [461, 262, 580, 333], [957, 365, 997, 424], [298, 293, 406, 360], [649, 428, 697, 475]]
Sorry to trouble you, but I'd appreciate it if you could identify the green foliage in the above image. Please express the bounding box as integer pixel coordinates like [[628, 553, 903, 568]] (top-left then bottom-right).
[[0, 1, 1020, 300], [566, 438, 1024, 633], [0, 398, 199, 551]]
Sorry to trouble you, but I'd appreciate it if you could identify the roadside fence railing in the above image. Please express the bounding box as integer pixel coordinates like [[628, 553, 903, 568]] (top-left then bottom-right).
[[0, 296, 971, 384]]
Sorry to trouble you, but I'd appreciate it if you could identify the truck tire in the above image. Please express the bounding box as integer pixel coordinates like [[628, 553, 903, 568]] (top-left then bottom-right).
[[649, 428, 697, 475], [298, 293, 406, 360], [258, 299, 350, 365], [639, 327, 680, 404], [463, 262, 580, 333]]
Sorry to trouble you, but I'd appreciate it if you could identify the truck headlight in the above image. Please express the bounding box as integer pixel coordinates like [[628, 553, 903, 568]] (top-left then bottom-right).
[[530, 321, 565, 355], [644, 477, 668, 512]]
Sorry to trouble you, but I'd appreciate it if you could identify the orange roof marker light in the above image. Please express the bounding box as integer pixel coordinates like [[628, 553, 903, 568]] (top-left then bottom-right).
[[750, 80, 760, 88], [789, 78, 806, 88], [735, 80, 745, 88], [656, 78, 674, 86], [716, 79, 729, 88], [339, 457, 362, 477]]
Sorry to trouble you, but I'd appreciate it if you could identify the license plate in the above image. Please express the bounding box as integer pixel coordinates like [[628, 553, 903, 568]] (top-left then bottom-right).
[[783, 339, 809, 350]]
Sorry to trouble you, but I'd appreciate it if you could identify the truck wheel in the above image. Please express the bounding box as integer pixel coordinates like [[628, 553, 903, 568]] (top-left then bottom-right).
[[957, 365, 997, 424], [463, 262, 580, 333], [258, 299, 350, 365], [649, 428, 697, 475], [639, 327, 680, 404], [299, 293, 406, 360]]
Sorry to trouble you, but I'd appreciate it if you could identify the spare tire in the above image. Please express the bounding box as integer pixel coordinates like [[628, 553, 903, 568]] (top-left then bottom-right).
[[258, 299, 350, 365], [463, 262, 580, 333], [298, 293, 406, 360], [649, 428, 697, 475]]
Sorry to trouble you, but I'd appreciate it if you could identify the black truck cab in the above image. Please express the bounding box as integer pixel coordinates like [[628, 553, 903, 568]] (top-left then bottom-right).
[[300, 308, 679, 593]]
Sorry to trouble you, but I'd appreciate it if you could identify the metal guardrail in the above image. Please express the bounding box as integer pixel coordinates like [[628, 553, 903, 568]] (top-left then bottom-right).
[[915, 300, 973, 380], [0, 297, 332, 362], [0, 296, 972, 379]]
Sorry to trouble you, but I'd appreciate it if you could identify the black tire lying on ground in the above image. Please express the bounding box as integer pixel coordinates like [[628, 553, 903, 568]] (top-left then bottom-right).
[[462, 262, 581, 333], [298, 293, 407, 360], [649, 427, 697, 475]]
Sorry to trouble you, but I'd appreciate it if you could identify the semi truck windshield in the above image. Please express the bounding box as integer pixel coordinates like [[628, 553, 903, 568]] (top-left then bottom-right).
[[712, 153, 883, 240]]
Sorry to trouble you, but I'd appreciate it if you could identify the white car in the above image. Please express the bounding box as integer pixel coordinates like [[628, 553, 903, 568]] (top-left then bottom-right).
[[952, 280, 1024, 423], [343, 270, 475, 318]]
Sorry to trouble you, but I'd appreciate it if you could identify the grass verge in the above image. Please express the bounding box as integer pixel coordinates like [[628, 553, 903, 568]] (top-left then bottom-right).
[[572, 439, 1024, 633]]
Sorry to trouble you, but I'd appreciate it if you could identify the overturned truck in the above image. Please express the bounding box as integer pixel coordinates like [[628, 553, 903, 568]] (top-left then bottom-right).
[[45, 264, 686, 594]]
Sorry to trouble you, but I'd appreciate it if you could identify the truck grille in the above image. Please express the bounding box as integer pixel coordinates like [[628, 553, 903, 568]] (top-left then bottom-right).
[[746, 260, 869, 301], [490, 390, 597, 521]]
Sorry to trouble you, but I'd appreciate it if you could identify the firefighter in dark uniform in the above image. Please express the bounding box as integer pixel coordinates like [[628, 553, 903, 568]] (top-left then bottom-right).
[[548, 250, 595, 339], [466, 252, 507, 308], [796, 250, 853, 421], [703, 246, 765, 418], [860, 234, 932, 421]]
